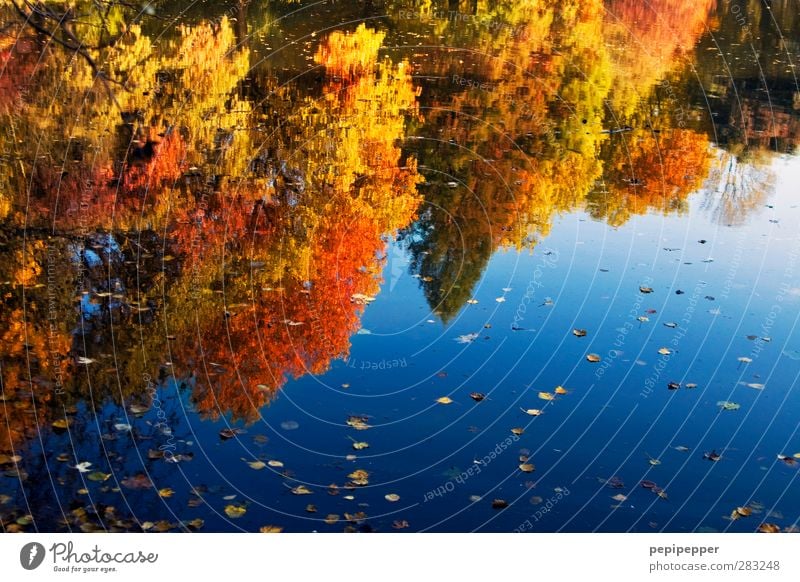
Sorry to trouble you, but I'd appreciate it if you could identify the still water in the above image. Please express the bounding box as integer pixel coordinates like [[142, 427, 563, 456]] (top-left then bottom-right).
[[0, 0, 799, 532]]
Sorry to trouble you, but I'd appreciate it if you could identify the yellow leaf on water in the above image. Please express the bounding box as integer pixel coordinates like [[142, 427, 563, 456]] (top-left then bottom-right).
[[538, 392, 555, 401], [352, 442, 369, 450], [52, 419, 71, 430], [554, 386, 568, 395], [436, 396, 454, 405], [511, 427, 524, 435], [519, 463, 535, 473], [224, 505, 246, 518], [324, 514, 339, 525], [259, 525, 283, 533], [158, 488, 174, 498], [385, 493, 400, 502], [522, 408, 543, 416], [586, 354, 601, 363], [267, 460, 284, 468], [248, 460, 267, 470], [291, 485, 313, 495]]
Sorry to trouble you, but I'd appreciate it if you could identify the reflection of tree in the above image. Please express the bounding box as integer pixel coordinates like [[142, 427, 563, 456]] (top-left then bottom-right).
[[700, 150, 774, 225]]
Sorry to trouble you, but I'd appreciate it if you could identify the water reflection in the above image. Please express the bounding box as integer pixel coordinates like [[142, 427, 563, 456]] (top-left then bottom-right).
[[0, 0, 798, 532]]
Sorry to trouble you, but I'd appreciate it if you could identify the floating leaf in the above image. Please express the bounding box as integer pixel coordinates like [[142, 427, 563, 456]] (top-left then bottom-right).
[[469, 392, 486, 402], [648, 459, 662, 466], [121, 474, 153, 489], [735, 506, 753, 517], [305, 504, 317, 513], [291, 485, 313, 495], [324, 514, 339, 525], [640, 480, 657, 489], [667, 382, 680, 390], [52, 419, 71, 430], [522, 408, 543, 416], [351, 442, 369, 450], [259, 525, 283, 533], [267, 460, 284, 468], [87, 471, 111, 482], [392, 520, 409, 529], [611, 494, 627, 502], [491, 499, 509, 509], [466, 299, 479, 305], [114, 423, 132, 432], [74, 461, 92, 473], [704, 451, 722, 462], [674, 446, 690, 452], [663, 322, 678, 329], [758, 523, 781, 533], [224, 504, 247, 518], [738, 356, 753, 364], [572, 329, 587, 337], [637, 316, 649, 323], [639, 286, 654, 294], [385, 493, 400, 502], [777, 454, 797, 467], [219, 428, 237, 440], [436, 396, 454, 405], [511, 427, 524, 436], [685, 383, 698, 389], [538, 392, 555, 401], [746, 383, 765, 390], [586, 354, 601, 363], [158, 488, 174, 498], [280, 420, 300, 431], [519, 463, 535, 473], [717, 401, 741, 411], [658, 347, 673, 356], [247, 460, 267, 470], [346, 416, 371, 430], [495, 297, 506, 303], [554, 386, 568, 395]]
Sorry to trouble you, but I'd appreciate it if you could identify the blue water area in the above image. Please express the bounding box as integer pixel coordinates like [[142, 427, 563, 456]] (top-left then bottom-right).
[[16, 157, 795, 534]]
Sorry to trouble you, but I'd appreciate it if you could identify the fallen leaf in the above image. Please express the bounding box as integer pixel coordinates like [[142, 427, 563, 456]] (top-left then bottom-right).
[[267, 460, 284, 468], [554, 386, 568, 395], [519, 463, 535, 473], [324, 514, 339, 525], [305, 504, 317, 513], [611, 494, 627, 502], [586, 354, 601, 363], [121, 474, 153, 489], [717, 401, 741, 411], [538, 392, 555, 401], [640, 480, 657, 489], [469, 392, 486, 402], [758, 523, 781, 533], [158, 488, 174, 498], [704, 451, 722, 462], [522, 408, 543, 416], [511, 427, 524, 435], [392, 520, 409, 529], [87, 471, 111, 482], [351, 442, 369, 450], [573, 329, 587, 337], [491, 499, 508, 509], [259, 525, 283, 533], [640, 286, 654, 294], [436, 396, 454, 405], [224, 504, 246, 518], [291, 485, 313, 495], [247, 460, 267, 470], [658, 347, 672, 356], [52, 419, 71, 430], [385, 493, 400, 502]]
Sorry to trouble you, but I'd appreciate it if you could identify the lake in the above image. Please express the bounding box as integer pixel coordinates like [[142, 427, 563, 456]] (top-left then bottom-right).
[[0, 0, 798, 533]]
